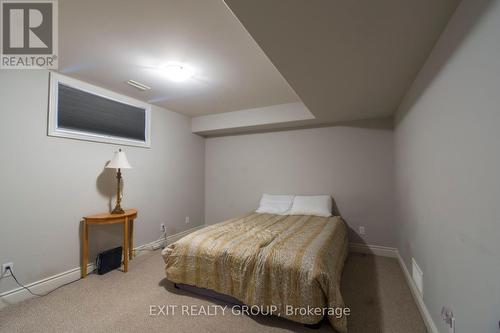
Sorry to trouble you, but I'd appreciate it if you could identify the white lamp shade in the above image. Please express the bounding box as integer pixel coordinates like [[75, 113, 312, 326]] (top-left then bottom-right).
[[106, 150, 132, 169]]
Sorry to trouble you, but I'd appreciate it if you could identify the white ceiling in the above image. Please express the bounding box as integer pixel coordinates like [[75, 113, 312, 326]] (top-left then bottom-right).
[[224, 0, 461, 124], [58, 0, 299, 117]]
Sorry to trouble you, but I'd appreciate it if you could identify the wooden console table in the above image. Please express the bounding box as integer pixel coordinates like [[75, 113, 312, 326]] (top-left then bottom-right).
[[81, 209, 137, 278]]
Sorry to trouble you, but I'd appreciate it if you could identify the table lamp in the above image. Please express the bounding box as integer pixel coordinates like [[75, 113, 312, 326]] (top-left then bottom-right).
[[106, 149, 132, 214]]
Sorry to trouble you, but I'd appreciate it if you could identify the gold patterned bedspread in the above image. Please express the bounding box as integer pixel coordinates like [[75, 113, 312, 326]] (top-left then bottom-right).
[[161, 213, 349, 332]]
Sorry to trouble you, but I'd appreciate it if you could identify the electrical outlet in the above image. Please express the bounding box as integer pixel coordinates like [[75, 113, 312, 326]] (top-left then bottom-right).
[[185, 216, 190, 224], [1, 262, 13, 278], [441, 306, 455, 333], [359, 226, 366, 235]]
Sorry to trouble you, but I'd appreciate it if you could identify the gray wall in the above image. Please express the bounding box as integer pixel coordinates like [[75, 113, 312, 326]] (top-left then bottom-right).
[[0, 70, 205, 294], [205, 126, 396, 247], [394, 0, 500, 332]]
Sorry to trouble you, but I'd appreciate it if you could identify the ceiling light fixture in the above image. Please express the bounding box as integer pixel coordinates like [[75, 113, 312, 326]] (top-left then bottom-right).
[[160, 62, 195, 82]]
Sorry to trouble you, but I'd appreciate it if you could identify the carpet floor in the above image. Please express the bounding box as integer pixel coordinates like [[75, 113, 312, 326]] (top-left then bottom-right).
[[0, 251, 427, 333]]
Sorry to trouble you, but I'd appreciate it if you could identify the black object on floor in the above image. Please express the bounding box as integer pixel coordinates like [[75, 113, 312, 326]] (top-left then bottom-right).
[[96, 246, 123, 275]]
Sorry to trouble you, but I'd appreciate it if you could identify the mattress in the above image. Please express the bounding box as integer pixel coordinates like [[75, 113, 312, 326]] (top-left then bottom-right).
[[161, 213, 349, 332]]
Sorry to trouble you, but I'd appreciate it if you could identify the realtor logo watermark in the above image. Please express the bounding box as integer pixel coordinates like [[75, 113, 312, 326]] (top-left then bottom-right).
[[1, 0, 58, 69]]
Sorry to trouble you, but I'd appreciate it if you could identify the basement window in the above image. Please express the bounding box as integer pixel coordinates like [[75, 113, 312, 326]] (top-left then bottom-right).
[[48, 73, 151, 148]]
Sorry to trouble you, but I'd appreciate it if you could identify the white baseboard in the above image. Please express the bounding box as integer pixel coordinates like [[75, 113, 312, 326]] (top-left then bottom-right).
[[0, 224, 206, 309], [349, 242, 398, 257], [0, 263, 95, 309], [167, 225, 205, 244], [396, 252, 439, 333], [134, 224, 205, 253]]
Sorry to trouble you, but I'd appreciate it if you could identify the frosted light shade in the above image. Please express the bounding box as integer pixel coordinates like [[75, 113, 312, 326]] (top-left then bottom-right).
[[106, 150, 132, 169], [161, 63, 195, 82]]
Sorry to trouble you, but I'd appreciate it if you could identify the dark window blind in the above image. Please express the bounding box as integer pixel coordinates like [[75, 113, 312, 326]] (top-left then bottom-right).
[[57, 84, 146, 141]]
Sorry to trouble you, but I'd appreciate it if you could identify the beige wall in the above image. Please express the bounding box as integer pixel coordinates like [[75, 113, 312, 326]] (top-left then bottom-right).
[[205, 126, 396, 247], [395, 0, 500, 331], [0, 70, 205, 294]]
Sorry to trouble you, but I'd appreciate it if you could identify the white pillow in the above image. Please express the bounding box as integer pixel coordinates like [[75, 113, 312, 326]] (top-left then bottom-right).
[[289, 195, 332, 217], [255, 194, 294, 215]]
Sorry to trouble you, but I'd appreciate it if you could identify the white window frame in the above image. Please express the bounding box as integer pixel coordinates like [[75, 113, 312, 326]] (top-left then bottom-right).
[[48, 72, 151, 148]]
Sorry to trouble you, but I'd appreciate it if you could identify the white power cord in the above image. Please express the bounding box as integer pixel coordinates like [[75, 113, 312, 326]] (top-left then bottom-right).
[[161, 225, 168, 248], [134, 226, 168, 253], [7, 267, 95, 297]]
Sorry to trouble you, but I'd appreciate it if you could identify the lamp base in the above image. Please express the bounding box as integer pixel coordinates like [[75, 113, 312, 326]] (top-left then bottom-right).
[[111, 206, 125, 215], [111, 168, 125, 215]]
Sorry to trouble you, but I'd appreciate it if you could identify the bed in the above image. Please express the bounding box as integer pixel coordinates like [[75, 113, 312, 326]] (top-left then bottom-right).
[[161, 212, 348, 332]]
